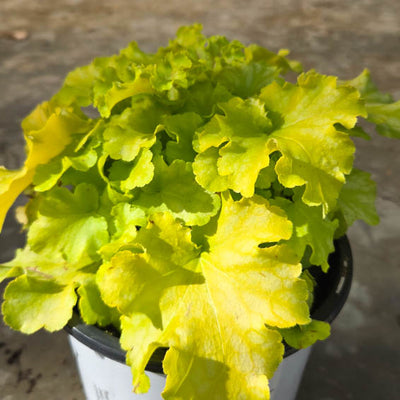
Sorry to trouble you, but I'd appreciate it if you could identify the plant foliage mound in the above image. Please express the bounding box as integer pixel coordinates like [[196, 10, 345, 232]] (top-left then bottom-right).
[[1, 25, 399, 400]]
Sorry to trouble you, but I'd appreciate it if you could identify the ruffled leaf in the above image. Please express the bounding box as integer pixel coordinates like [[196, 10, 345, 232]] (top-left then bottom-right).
[[99, 202, 147, 259], [214, 62, 280, 98], [365, 101, 400, 139], [260, 72, 365, 213], [0, 265, 23, 285], [95, 69, 154, 118], [271, 194, 339, 272], [102, 196, 309, 400], [182, 82, 232, 117], [132, 157, 220, 226], [52, 64, 98, 107], [193, 97, 274, 197], [78, 278, 120, 328], [0, 102, 93, 231], [164, 112, 204, 163], [108, 148, 155, 192], [0, 167, 35, 232], [103, 96, 165, 161], [33, 146, 98, 192], [346, 69, 393, 104], [2, 275, 77, 334], [97, 213, 201, 314], [2, 245, 92, 286], [27, 184, 109, 267], [346, 69, 400, 139], [245, 46, 303, 75], [280, 319, 330, 349], [335, 168, 379, 236]]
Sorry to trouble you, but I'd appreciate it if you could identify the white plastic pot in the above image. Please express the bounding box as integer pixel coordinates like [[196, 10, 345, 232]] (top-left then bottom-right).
[[67, 236, 352, 400], [69, 335, 165, 399], [68, 334, 312, 400]]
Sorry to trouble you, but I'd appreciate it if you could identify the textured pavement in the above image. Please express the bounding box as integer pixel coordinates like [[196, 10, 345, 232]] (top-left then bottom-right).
[[1, 1, 400, 399]]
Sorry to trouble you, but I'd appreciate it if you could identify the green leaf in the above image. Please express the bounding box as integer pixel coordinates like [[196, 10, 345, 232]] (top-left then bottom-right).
[[0, 265, 23, 284], [182, 82, 233, 117], [78, 278, 120, 328], [280, 320, 330, 349], [3, 246, 93, 285], [255, 160, 278, 190], [103, 96, 165, 161], [192, 147, 230, 193], [260, 72, 365, 213], [151, 52, 193, 96], [335, 168, 379, 236], [271, 194, 339, 272], [214, 62, 280, 98], [335, 123, 371, 140], [99, 202, 147, 260], [164, 112, 204, 163], [33, 158, 69, 191], [27, 184, 109, 267], [0, 102, 93, 231], [106, 197, 309, 399], [2, 275, 77, 334], [245, 45, 303, 75], [346, 69, 400, 139], [346, 69, 393, 104], [97, 213, 201, 314], [33, 146, 98, 192], [109, 202, 147, 236], [108, 148, 155, 191], [301, 270, 316, 308], [95, 69, 155, 118], [366, 101, 400, 139], [193, 97, 274, 197], [132, 157, 220, 226], [208, 193, 293, 258], [89, 43, 154, 117], [53, 64, 98, 107]]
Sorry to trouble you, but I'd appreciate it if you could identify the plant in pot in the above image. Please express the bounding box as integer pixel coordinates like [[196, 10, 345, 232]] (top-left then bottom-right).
[[0, 24, 399, 400]]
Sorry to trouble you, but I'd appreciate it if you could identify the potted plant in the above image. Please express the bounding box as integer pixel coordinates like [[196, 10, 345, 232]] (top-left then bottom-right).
[[0, 24, 398, 400]]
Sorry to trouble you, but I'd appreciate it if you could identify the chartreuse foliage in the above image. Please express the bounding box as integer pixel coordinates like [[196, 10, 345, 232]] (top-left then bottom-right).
[[0, 25, 398, 400]]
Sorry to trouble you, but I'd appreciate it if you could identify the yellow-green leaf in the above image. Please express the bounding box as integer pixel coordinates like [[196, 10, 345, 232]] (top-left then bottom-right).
[[0, 102, 92, 231], [103, 198, 309, 400], [260, 72, 365, 213], [2, 276, 77, 334]]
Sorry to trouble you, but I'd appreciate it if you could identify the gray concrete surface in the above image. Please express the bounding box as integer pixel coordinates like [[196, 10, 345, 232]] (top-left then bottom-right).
[[0, 1, 399, 399]]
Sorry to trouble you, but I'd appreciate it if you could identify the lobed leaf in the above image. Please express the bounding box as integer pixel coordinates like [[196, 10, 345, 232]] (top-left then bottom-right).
[[27, 184, 109, 267], [260, 72, 365, 213], [103, 96, 165, 161], [78, 278, 120, 328], [346, 69, 400, 139], [2, 275, 77, 334], [193, 97, 274, 197], [271, 194, 339, 272], [103, 197, 309, 400], [132, 157, 220, 226], [335, 168, 379, 236], [0, 102, 93, 231], [280, 319, 331, 349]]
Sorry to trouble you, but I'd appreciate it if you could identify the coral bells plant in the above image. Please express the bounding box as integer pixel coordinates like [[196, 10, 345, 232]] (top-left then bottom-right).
[[1, 25, 399, 399]]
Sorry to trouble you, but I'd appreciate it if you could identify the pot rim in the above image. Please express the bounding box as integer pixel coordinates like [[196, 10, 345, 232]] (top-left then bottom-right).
[[65, 235, 353, 373]]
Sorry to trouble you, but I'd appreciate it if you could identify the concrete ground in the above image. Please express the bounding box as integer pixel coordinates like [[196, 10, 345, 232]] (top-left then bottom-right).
[[0, 0, 399, 399]]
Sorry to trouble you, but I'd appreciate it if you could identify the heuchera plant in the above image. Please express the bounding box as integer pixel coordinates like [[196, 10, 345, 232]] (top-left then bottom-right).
[[1, 25, 399, 399]]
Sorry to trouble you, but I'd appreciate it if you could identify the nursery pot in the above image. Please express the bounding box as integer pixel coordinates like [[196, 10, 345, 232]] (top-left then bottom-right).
[[66, 236, 353, 400]]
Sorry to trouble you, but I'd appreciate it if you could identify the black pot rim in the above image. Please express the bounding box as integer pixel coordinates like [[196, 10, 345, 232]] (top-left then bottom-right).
[[65, 235, 353, 373]]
